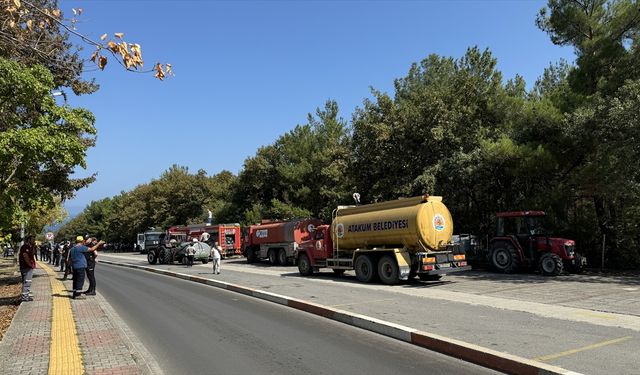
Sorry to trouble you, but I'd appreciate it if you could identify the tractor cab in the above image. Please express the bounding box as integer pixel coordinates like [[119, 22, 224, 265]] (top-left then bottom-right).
[[490, 211, 585, 276]]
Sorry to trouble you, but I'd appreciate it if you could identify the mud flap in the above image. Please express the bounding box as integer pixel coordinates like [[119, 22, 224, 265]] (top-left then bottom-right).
[[394, 251, 412, 281]]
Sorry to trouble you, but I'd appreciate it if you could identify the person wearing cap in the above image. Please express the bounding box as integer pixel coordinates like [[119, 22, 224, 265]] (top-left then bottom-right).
[[69, 236, 100, 299]]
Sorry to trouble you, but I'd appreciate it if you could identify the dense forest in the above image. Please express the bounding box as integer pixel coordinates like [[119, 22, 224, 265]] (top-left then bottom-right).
[[57, 1, 640, 269]]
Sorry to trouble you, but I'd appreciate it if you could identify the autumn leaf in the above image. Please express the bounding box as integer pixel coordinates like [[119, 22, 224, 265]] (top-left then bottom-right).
[[98, 56, 107, 70], [100, 33, 107, 41], [12, 0, 20, 9], [72, 8, 77, 15], [108, 41, 118, 53], [166, 64, 174, 76], [25, 19, 33, 31], [8, 20, 15, 28], [90, 51, 99, 63], [114, 32, 124, 39], [52, 9, 61, 18], [154, 63, 165, 81]]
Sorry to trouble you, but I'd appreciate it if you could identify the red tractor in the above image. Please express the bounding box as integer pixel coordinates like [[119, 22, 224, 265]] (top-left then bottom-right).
[[489, 211, 586, 276]]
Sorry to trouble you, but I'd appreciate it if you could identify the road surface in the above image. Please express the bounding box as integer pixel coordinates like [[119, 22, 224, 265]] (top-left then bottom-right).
[[97, 263, 497, 375]]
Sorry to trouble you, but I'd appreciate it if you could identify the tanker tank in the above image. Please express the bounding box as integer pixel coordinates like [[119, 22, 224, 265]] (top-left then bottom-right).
[[331, 195, 453, 253]]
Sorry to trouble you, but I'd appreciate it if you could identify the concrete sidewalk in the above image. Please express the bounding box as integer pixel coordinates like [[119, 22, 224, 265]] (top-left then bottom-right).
[[0, 262, 161, 375]]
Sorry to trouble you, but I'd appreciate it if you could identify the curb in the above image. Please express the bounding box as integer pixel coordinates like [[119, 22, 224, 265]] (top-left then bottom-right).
[[99, 260, 582, 375]]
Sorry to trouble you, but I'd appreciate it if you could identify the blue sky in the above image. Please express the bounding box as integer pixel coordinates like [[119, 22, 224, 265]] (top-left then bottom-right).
[[61, 0, 574, 215]]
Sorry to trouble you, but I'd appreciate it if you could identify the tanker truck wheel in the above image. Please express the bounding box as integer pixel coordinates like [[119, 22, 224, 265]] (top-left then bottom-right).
[[297, 253, 313, 276], [277, 248, 288, 266], [355, 255, 377, 283], [246, 248, 257, 263], [147, 251, 158, 265], [378, 255, 400, 285], [268, 249, 278, 265]]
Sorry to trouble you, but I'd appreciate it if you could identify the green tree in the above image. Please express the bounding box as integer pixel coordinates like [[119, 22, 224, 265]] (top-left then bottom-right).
[[0, 58, 95, 236], [232, 100, 352, 222]]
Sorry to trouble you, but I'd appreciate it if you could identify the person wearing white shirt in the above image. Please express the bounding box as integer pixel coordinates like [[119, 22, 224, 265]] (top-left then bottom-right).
[[211, 242, 221, 274]]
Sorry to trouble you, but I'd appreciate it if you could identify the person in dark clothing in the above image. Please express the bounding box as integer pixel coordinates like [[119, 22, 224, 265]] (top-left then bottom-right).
[[19, 236, 37, 302], [59, 243, 67, 273], [52, 244, 60, 267], [63, 241, 73, 281], [83, 237, 103, 295]]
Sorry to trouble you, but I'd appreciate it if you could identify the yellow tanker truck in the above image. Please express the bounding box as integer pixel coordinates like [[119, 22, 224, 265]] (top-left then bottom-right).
[[295, 195, 470, 284]]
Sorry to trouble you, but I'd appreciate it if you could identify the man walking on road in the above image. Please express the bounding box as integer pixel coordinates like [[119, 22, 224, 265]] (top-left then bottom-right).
[[19, 235, 37, 302], [69, 236, 98, 299], [211, 241, 221, 274]]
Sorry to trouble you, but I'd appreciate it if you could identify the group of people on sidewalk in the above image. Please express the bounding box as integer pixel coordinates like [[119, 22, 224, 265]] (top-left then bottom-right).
[[18, 235, 104, 301]]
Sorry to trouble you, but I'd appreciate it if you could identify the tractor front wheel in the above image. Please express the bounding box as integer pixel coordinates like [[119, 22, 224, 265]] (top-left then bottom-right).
[[147, 251, 157, 265], [539, 253, 563, 276]]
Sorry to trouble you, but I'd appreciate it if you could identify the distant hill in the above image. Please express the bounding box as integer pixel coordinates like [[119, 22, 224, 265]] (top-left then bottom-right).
[[45, 205, 84, 233]]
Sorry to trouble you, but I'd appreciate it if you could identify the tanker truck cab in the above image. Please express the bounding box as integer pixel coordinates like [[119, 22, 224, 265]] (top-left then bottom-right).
[[296, 195, 471, 284]]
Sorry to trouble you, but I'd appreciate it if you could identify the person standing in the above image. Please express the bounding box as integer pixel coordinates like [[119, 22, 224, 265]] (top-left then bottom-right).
[[69, 236, 97, 299], [211, 242, 221, 275], [53, 243, 61, 267], [83, 237, 103, 295], [186, 239, 196, 267], [59, 243, 66, 273], [63, 240, 73, 281], [19, 236, 37, 302]]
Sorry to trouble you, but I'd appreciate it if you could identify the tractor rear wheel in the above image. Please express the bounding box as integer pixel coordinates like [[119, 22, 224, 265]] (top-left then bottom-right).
[[277, 248, 288, 266], [539, 253, 563, 276], [297, 253, 313, 276], [147, 251, 158, 265], [355, 255, 377, 283], [490, 243, 520, 273], [163, 249, 173, 264]]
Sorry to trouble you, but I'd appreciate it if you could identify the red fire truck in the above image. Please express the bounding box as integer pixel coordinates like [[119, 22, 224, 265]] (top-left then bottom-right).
[[243, 218, 323, 265], [169, 223, 242, 258]]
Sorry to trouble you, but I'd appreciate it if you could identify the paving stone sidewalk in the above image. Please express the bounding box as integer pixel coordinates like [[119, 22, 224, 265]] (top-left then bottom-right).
[[0, 264, 161, 375]]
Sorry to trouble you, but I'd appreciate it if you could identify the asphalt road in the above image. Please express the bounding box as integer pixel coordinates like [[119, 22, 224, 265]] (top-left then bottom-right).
[[99, 253, 640, 375], [97, 263, 497, 375]]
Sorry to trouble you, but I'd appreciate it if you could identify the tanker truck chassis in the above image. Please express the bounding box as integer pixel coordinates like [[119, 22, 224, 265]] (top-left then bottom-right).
[[296, 195, 471, 284]]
